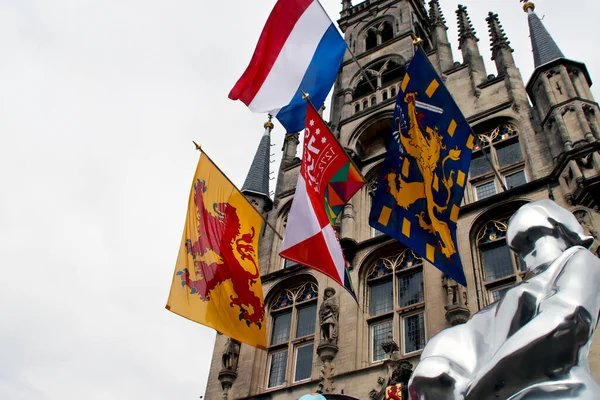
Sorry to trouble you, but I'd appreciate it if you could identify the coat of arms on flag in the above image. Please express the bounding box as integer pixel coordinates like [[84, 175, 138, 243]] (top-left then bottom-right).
[[369, 48, 475, 286], [279, 102, 364, 297], [166, 152, 267, 349]]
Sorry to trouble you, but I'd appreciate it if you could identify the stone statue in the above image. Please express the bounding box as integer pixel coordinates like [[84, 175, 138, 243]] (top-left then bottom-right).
[[319, 287, 339, 344], [221, 337, 240, 372], [409, 200, 600, 399]]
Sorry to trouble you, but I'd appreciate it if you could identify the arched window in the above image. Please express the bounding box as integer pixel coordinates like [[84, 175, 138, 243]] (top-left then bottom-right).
[[380, 21, 393, 44], [366, 250, 425, 362], [371, 96, 377, 107], [365, 29, 377, 51], [355, 70, 378, 98], [381, 61, 405, 86], [267, 282, 318, 388], [362, 99, 369, 110], [390, 87, 397, 98], [382, 91, 388, 101], [470, 122, 526, 202], [355, 103, 360, 113], [477, 215, 525, 303]]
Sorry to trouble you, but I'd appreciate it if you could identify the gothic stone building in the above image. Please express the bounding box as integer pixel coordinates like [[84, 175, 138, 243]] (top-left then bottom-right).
[[205, 1, 600, 399]]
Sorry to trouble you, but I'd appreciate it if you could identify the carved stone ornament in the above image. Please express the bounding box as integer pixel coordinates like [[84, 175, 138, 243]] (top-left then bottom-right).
[[368, 358, 413, 400]]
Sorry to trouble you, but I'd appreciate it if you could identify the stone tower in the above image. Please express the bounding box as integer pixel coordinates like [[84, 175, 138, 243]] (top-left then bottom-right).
[[202, 1, 600, 399]]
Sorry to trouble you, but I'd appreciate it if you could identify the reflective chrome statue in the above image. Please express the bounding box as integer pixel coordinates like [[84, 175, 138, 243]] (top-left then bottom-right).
[[409, 200, 600, 399]]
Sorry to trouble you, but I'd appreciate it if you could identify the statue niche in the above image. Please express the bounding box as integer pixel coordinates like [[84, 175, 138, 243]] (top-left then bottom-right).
[[221, 337, 241, 372], [319, 287, 339, 345]]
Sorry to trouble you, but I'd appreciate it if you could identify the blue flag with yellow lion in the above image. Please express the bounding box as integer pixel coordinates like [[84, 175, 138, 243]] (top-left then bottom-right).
[[369, 48, 475, 286]]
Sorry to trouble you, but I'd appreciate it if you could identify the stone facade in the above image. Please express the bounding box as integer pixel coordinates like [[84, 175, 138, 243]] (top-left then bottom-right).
[[204, 1, 600, 399]]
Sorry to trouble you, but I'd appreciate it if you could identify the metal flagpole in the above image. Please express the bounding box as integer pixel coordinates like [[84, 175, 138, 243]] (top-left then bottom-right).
[[315, 0, 376, 92], [192, 142, 284, 240]]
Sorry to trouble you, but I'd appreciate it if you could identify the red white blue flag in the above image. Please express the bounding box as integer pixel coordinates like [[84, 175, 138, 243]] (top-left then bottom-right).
[[228, 0, 346, 133]]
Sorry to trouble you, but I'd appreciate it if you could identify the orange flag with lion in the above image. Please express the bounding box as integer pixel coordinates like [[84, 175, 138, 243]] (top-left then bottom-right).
[[166, 152, 267, 349]]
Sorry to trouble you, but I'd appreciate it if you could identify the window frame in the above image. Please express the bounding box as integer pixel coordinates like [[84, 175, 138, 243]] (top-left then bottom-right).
[[366, 250, 426, 363], [476, 215, 526, 305], [292, 342, 315, 383], [401, 311, 426, 355], [370, 318, 394, 363], [469, 123, 527, 202], [266, 282, 318, 390], [475, 180, 497, 201], [266, 348, 288, 389]]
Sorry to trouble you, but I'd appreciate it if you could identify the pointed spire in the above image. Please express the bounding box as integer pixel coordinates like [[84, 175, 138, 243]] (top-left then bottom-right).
[[486, 11, 513, 56], [523, 2, 565, 67], [241, 116, 273, 200], [428, 0, 447, 28], [456, 4, 478, 48]]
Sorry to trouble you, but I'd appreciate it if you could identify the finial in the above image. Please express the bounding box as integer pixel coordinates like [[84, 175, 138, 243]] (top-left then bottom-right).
[[456, 4, 478, 47], [300, 89, 310, 100], [264, 114, 274, 130], [428, 0, 447, 28], [411, 33, 423, 46], [521, 1, 535, 13], [486, 12, 513, 53], [193, 141, 202, 151]]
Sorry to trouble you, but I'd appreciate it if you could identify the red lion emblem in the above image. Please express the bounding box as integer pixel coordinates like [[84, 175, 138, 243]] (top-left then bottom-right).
[[176, 179, 265, 329]]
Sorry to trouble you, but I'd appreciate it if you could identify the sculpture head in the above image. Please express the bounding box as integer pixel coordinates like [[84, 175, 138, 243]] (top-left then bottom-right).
[[324, 287, 336, 298], [506, 200, 594, 272]]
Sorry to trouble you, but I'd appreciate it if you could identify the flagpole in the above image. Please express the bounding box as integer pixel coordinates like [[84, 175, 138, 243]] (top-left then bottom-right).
[[315, 0, 376, 92], [192, 142, 284, 240], [299, 91, 367, 184]]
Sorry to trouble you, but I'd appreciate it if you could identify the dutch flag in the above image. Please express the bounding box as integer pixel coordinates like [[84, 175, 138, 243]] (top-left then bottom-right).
[[228, 0, 347, 133]]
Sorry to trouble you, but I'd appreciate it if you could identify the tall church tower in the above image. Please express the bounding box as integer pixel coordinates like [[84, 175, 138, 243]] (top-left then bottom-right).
[[202, 2, 600, 399]]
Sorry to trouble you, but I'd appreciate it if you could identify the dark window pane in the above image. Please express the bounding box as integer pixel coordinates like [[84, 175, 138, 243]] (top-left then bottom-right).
[[470, 150, 492, 177], [399, 271, 424, 307], [482, 244, 514, 281], [505, 170, 527, 189], [296, 304, 316, 338], [267, 351, 288, 388], [476, 181, 496, 200], [365, 29, 377, 50], [294, 344, 314, 382], [491, 286, 512, 302], [404, 313, 425, 353], [369, 280, 393, 316], [381, 22, 393, 43], [372, 319, 393, 362], [390, 87, 397, 97], [496, 141, 523, 167], [271, 311, 291, 345], [355, 103, 360, 113], [382, 91, 388, 100]]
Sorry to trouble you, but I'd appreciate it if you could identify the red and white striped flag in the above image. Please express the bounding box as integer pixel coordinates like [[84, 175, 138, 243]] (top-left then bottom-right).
[[279, 104, 364, 297]]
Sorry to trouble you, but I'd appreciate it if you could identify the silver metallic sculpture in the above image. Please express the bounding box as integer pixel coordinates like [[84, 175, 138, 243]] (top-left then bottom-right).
[[409, 200, 600, 399]]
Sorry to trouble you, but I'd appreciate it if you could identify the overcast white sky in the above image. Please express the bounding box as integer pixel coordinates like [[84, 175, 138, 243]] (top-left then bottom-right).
[[1, 1, 598, 399]]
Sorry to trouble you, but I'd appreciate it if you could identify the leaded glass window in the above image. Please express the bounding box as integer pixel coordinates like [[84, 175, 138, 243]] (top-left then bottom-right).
[[372, 319, 392, 362], [505, 170, 527, 189], [404, 313, 425, 353], [271, 311, 291, 345], [477, 214, 525, 305], [399, 271, 424, 307], [267, 282, 318, 389], [476, 181, 496, 200], [366, 250, 426, 362], [469, 122, 526, 203], [268, 350, 288, 388]]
